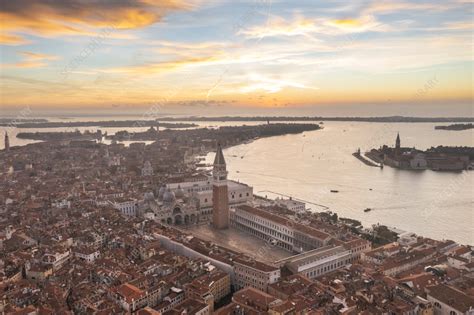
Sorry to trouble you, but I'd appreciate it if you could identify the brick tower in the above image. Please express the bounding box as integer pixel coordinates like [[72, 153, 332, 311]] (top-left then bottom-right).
[[4, 131, 9, 151], [395, 132, 401, 155], [212, 143, 229, 229]]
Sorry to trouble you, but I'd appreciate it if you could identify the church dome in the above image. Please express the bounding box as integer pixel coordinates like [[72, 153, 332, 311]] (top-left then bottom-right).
[[175, 185, 185, 199], [158, 185, 166, 200], [163, 188, 176, 203], [144, 192, 154, 201]]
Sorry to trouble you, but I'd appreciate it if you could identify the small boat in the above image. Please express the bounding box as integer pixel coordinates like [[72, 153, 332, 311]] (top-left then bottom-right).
[[364, 208, 372, 212], [330, 190, 339, 193]]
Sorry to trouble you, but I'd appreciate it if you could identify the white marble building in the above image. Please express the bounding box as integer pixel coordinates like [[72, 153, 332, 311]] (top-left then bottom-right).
[[141, 187, 200, 225], [280, 245, 352, 279], [166, 175, 253, 219], [230, 205, 332, 253]]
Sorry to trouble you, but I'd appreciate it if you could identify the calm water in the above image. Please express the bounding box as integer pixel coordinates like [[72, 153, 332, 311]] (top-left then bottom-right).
[[2, 120, 473, 244], [206, 122, 473, 245]]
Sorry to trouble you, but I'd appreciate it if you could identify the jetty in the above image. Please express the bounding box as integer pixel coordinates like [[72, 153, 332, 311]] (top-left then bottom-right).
[[353, 149, 381, 168]]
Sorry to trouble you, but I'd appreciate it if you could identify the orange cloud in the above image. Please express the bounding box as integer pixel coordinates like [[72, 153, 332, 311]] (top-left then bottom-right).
[[332, 19, 362, 27], [326, 15, 388, 33], [19, 51, 58, 61], [1, 51, 58, 69], [0, 0, 191, 44], [0, 33, 29, 45], [154, 41, 231, 58], [5, 61, 47, 69], [104, 55, 220, 75]]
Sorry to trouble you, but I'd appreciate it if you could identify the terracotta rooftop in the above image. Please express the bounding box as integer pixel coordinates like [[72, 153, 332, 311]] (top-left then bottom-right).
[[426, 284, 474, 312], [113, 283, 145, 304], [233, 256, 279, 273], [232, 287, 279, 311]]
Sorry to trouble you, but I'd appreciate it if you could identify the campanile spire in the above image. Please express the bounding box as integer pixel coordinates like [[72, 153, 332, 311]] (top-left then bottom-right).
[[4, 131, 9, 151], [212, 143, 229, 229]]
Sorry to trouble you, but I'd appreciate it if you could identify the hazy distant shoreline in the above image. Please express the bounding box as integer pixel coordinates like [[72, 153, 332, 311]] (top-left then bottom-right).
[[158, 116, 474, 123], [0, 120, 197, 129], [2, 116, 473, 129], [435, 123, 474, 131]]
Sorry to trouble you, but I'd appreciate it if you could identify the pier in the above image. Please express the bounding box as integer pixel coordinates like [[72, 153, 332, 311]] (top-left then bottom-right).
[[353, 150, 382, 168]]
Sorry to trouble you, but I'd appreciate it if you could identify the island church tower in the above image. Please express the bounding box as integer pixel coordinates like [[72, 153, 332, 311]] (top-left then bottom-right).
[[212, 143, 229, 229], [395, 132, 401, 155]]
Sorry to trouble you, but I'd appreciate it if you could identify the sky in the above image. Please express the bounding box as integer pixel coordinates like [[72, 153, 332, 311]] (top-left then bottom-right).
[[0, 0, 473, 116]]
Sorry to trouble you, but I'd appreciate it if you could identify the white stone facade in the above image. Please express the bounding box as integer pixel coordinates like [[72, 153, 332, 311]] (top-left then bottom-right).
[[283, 246, 352, 279]]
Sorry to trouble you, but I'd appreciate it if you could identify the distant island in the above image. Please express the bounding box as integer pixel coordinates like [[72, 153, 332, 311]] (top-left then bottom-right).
[[6, 120, 197, 129], [0, 118, 48, 125], [158, 116, 474, 123], [365, 133, 474, 172], [17, 130, 103, 141], [4, 117, 474, 129], [15, 123, 321, 145], [435, 123, 474, 131], [105, 123, 321, 142]]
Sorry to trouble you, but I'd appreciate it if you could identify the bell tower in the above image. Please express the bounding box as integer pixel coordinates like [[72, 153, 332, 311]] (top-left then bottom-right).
[[4, 131, 9, 151], [212, 143, 229, 229], [395, 132, 400, 155]]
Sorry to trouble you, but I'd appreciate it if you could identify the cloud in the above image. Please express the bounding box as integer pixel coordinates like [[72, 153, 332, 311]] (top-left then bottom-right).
[[153, 41, 231, 59], [326, 15, 389, 33], [165, 99, 232, 107], [364, 0, 463, 15], [240, 74, 318, 94], [238, 2, 471, 41], [100, 40, 309, 76], [443, 21, 474, 30], [1, 51, 58, 69], [239, 14, 388, 40], [0, 0, 191, 44], [19, 51, 57, 61], [0, 33, 30, 45], [239, 16, 321, 39], [103, 55, 220, 75]]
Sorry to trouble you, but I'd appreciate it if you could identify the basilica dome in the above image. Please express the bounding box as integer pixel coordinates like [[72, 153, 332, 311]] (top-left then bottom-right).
[[163, 188, 176, 203], [175, 185, 185, 199], [158, 185, 166, 200]]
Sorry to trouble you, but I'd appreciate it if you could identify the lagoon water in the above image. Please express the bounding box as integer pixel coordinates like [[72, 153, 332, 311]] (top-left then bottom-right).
[[2, 119, 473, 244], [205, 122, 474, 245]]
